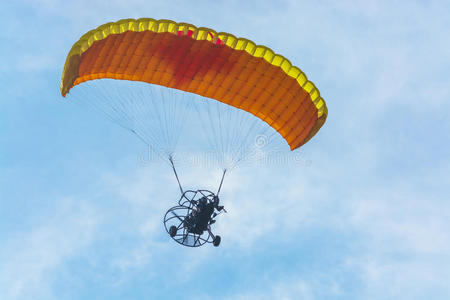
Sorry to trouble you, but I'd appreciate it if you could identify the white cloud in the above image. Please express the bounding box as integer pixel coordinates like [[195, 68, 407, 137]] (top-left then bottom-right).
[[0, 198, 99, 300], [227, 275, 342, 300], [341, 176, 450, 298]]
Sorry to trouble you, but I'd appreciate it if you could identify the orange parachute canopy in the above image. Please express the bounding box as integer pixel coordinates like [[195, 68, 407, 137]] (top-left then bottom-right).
[[61, 18, 327, 150]]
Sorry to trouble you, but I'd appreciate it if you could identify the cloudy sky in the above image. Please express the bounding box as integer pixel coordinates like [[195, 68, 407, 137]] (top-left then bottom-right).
[[1, 0, 449, 299]]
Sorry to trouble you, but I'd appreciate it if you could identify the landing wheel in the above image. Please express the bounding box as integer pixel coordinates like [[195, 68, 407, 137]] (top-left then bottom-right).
[[213, 235, 221, 247], [169, 225, 177, 237]]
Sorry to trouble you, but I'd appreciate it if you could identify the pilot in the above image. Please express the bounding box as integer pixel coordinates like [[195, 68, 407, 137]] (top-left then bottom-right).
[[190, 196, 225, 231]]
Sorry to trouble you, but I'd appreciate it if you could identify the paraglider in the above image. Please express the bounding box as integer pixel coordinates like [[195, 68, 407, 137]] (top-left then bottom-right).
[[164, 189, 226, 247], [60, 18, 327, 247]]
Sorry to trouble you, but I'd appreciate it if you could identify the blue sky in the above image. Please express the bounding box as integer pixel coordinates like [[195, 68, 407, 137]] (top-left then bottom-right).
[[1, 0, 449, 299]]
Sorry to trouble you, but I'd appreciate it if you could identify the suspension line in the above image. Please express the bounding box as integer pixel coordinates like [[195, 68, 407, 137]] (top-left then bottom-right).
[[217, 169, 227, 196], [169, 156, 183, 194]]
